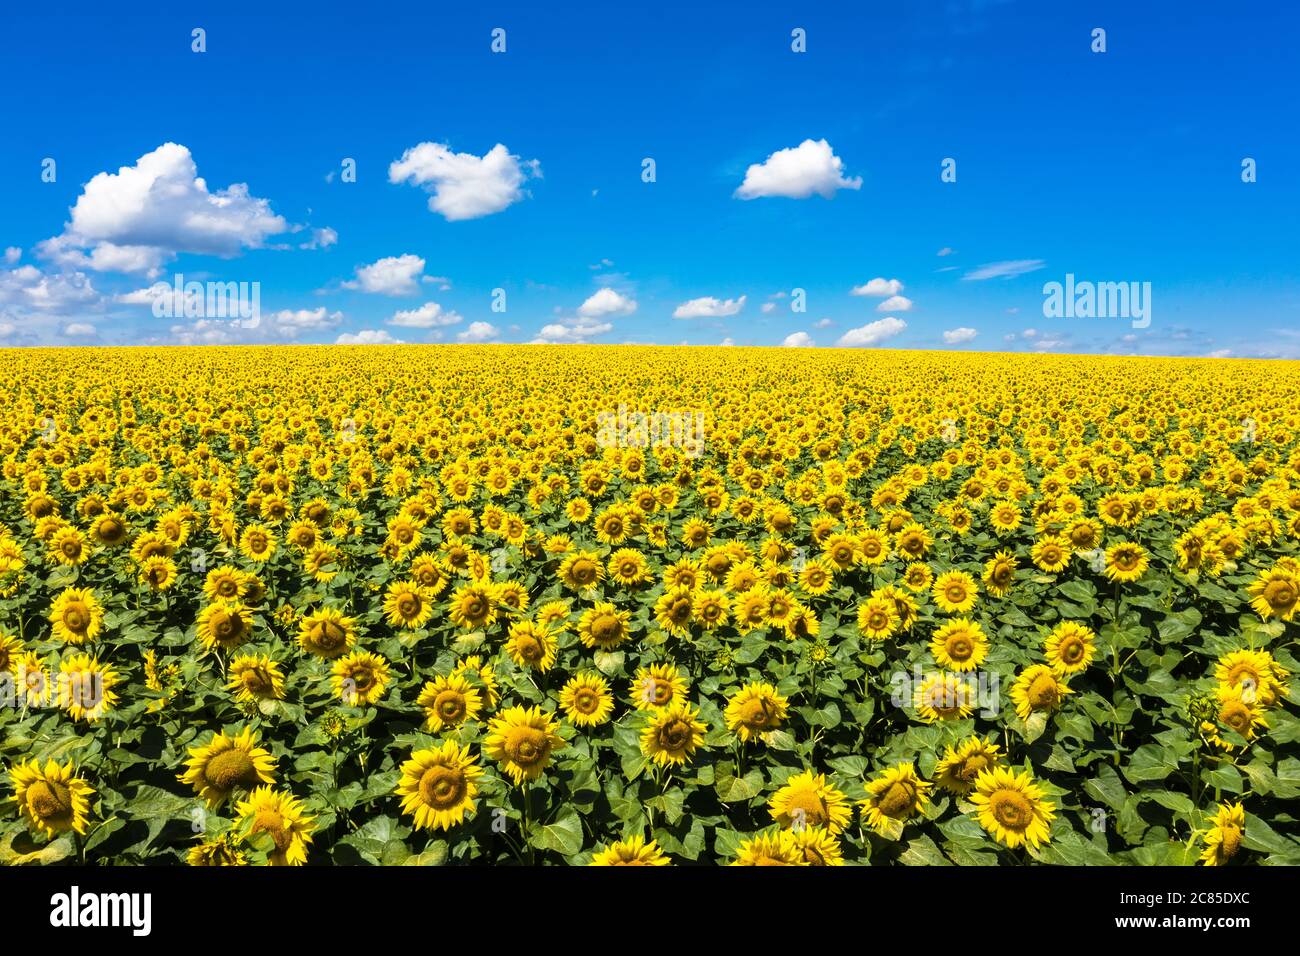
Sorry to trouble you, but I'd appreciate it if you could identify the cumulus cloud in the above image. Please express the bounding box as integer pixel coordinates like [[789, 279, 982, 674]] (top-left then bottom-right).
[[578, 287, 637, 318], [343, 254, 427, 296], [734, 139, 861, 200], [3, 247, 19, 265], [299, 227, 338, 250], [389, 142, 540, 221], [268, 307, 342, 334], [336, 329, 404, 345], [835, 316, 906, 348], [962, 259, 1045, 281], [850, 277, 904, 297], [942, 326, 978, 344], [458, 321, 500, 343], [63, 322, 96, 337], [0, 265, 100, 313], [532, 316, 612, 343], [813, 318, 835, 329], [781, 331, 815, 347], [719, 337, 735, 346], [876, 294, 913, 312], [388, 301, 462, 328], [672, 295, 746, 319], [38, 143, 290, 276]]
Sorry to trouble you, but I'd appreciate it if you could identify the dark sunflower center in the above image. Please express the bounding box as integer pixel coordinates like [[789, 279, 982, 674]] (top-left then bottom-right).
[[877, 781, 916, 817], [27, 780, 73, 822], [419, 766, 466, 809], [990, 790, 1032, 830], [206, 749, 257, 791]]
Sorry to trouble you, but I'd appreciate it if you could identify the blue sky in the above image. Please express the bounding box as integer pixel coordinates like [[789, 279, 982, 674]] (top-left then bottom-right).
[[1, 0, 1297, 355]]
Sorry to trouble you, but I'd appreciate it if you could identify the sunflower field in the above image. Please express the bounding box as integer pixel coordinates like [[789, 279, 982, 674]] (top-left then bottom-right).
[[1, 344, 1299, 867]]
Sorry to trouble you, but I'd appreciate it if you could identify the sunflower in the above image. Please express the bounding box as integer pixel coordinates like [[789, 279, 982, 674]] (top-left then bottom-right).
[[505, 620, 558, 672], [1247, 566, 1299, 622], [860, 762, 931, 833], [227, 654, 286, 703], [238, 523, 277, 563], [902, 562, 933, 593], [641, 702, 708, 766], [857, 528, 891, 565], [915, 672, 975, 722], [607, 547, 651, 585], [731, 829, 807, 866], [797, 556, 836, 596], [559, 549, 604, 590], [396, 740, 482, 832], [236, 786, 315, 866], [0, 632, 24, 673], [448, 580, 498, 630], [417, 673, 484, 732], [929, 618, 989, 672], [691, 588, 730, 630], [791, 826, 844, 865], [56, 653, 120, 721], [968, 767, 1055, 849], [48, 587, 104, 645], [934, 736, 1005, 796], [297, 607, 358, 658], [1103, 542, 1149, 583], [485, 706, 566, 784], [197, 600, 253, 652], [769, 770, 852, 833], [1011, 664, 1073, 722], [1200, 801, 1246, 866], [382, 581, 434, 629], [1030, 536, 1071, 573], [724, 682, 789, 741], [180, 727, 277, 807], [1043, 621, 1096, 675], [139, 555, 178, 591], [578, 602, 632, 650], [560, 672, 615, 727], [48, 526, 90, 566], [203, 565, 247, 602], [332, 650, 391, 706], [630, 662, 688, 711], [932, 570, 979, 614], [187, 833, 248, 867], [1214, 648, 1289, 707], [590, 834, 670, 866], [10, 758, 95, 839], [454, 655, 501, 708], [857, 596, 899, 641], [654, 586, 696, 637], [1215, 684, 1267, 740]]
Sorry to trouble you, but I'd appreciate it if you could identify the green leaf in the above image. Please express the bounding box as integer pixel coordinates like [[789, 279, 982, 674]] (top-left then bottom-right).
[[714, 765, 765, 803], [899, 833, 951, 866], [530, 809, 584, 857], [0, 830, 74, 865]]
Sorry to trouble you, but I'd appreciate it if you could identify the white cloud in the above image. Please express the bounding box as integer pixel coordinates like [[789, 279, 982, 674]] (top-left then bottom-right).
[[343, 254, 427, 296], [850, 277, 904, 297], [336, 329, 404, 345], [63, 322, 96, 337], [813, 318, 834, 329], [389, 301, 462, 328], [942, 326, 977, 344], [458, 321, 500, 343], [3, 247, 19, 265], [877, 294, 913, 312], [781, 331, 815, 348], [389, 142, 540, 221], [1022, 328, 1038, 338], [719, 337, 735, 347], [937, 247, 955, 257], [269, 307, 342, 334], [835, 316, 907, 348], [299, 227, 337, 250], [963, 259, 1045, 281], [761, 302, 776, 314], [0, 265, 100, 313], [578, 287, 637, 318], [39, 143, 289, 276], [532, 316, 613, 343], [673, 295, 746, 319], [734, 139, 861, 200], [1207, 348, 1233, 358]]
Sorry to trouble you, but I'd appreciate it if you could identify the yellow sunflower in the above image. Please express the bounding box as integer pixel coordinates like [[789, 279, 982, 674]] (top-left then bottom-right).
[[929, 618, 989, 672], [395, 740, 482, 832], [10, 758, 95, 839], [1200, 801, 1246, 866], [1103, 542, 1149, 583], [630, 662, 688, 711], [640, 702, 708, 766], [932, 570, 979, 614], [1043, 621, 1096, 675], [731, 829, 807, 866], [860, 762, 931, 833], [48, 587, 104, 645], [236, 786, 315, 866], [331, 650, 391, 706], [296, 606, 358, 658], [578, 602, 632, 650], [768, 769, 852, 833], [934, 736, 1005, 796], [417, 673, 484, 732], [1011, 664, 1073, 721], [382, 581, 434, 629], [179, 726, 277, 807], [227, 654, 286, 703], [56, 653, 120, 721], [505, 620, 558, 672], [559, 672, 615, 727], [968, 766, 1055, 849], [590, 834, 670, 866], [485, 705, 566, 784], [724, 682, 789, 742], [197, 600, 253, 652]]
